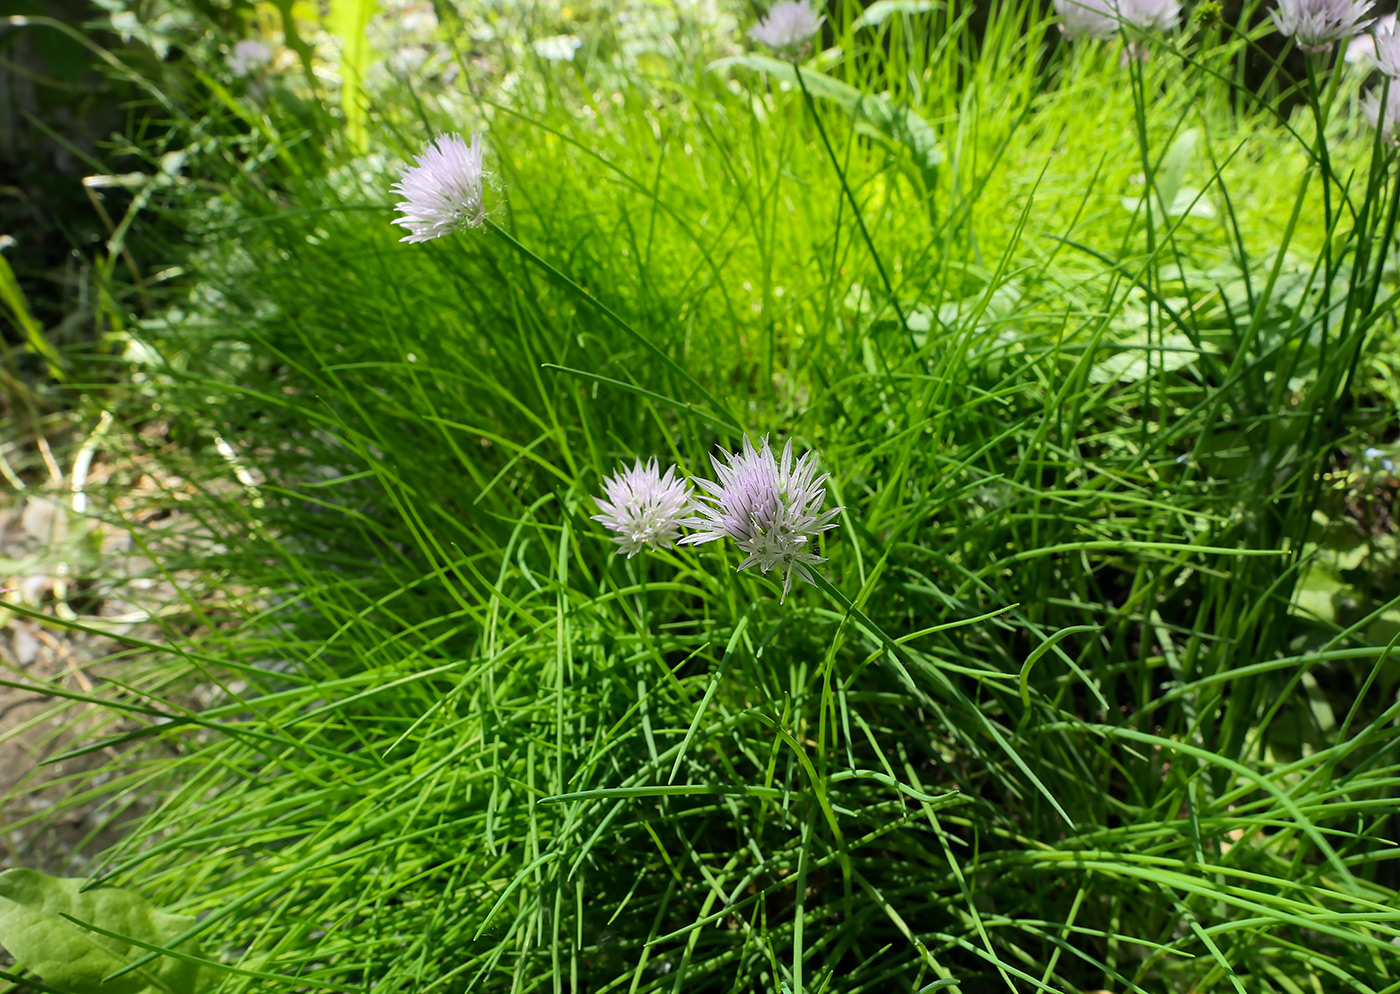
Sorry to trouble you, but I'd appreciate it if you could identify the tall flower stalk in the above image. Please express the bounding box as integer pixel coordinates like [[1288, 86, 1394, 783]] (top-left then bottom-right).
[[744, 2, 917, 356], [788, 68, 917, 357], [388, 130, 742, 433]]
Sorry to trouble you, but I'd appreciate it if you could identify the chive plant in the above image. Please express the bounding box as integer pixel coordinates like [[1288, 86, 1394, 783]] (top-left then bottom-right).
[[3, 1, 1400, 992]]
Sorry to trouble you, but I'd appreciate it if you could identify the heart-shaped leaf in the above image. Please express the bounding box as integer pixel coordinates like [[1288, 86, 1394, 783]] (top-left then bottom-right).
[[0, 868, 211, 994]]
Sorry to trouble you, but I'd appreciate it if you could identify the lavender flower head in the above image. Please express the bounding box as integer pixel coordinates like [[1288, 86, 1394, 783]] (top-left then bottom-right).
[[681, 435, 842, 600], [1362, 84, 1400, 142], [1370, 20, 1400, 75], [1055, 0, 1118, 40], [391, 132, 487, 243], [1271, 0, 1374, 52], [1345, 12, 1396, 64], [593, 459, 692, 558], [1056, 0, 1179, 40], [1119, 0, 1181, 32], [229, 39, 272, 76], [750, 1, 824, 55]]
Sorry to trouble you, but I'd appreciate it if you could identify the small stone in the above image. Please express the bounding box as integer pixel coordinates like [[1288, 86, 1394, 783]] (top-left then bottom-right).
[[11, 625, 39, 667]]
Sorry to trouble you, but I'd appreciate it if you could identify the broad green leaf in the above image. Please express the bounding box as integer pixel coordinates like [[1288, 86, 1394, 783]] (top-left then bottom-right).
[[1291, 563, 1348, 625], [1120, 129, 1214, 221], [1088, 331, 1203, 384], [329, 0, 378, 153], [1119, 184, 1215, 220], [709, 54, 942, 189], [852, 0, 940, 29], [1366, 607, 1400, 650], [1155, 127, 1197, 212], [0, 869, 210, 994]]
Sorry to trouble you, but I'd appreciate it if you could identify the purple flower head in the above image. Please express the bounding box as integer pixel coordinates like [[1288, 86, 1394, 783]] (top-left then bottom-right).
[[1056, 0, 1118, 39], [1345, 12, 1396, 63], [592, 458, 692, 558], [750, 1, 824, 55], [391, 132, 487, 243], [1371, 20, 1400, 75], [1271, 0, 1374, 51], [1119, 0, 1180, 31], [229, 39, 273, 76], [1056, 0, 1179, 40], [680, 435, 842, 601], [1362, 84, 1400, 141]]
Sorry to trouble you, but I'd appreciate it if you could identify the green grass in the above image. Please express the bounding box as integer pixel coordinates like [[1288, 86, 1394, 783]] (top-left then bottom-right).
[[5, 0, 1400, 991]]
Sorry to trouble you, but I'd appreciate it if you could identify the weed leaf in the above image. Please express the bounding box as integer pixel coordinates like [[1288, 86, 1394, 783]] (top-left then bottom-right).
[[0, 869, 209, 994]]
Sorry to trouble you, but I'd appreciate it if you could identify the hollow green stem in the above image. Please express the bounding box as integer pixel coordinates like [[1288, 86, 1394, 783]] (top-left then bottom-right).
[[791, 61, 920, 355], [485, 219, 743, 433]]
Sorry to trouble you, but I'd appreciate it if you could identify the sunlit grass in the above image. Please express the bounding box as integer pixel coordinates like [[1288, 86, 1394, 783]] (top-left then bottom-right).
[[4, 0, 1400, 991]]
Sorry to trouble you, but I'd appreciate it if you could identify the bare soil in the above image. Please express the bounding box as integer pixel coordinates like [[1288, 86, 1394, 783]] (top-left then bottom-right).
[[1, 423, 213, 879]]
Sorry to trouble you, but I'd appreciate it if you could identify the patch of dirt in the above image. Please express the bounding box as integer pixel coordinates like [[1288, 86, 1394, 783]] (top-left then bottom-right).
[[0, 418, 217, 878]]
